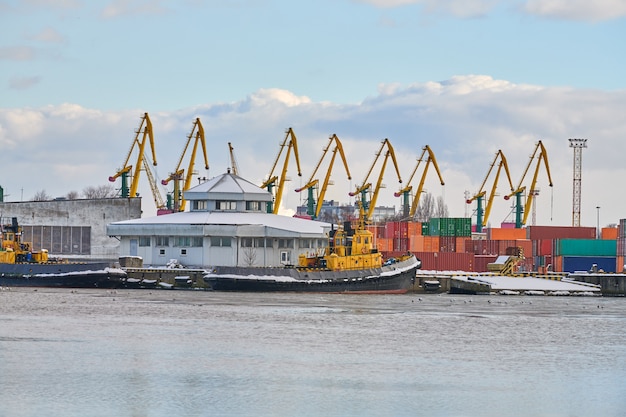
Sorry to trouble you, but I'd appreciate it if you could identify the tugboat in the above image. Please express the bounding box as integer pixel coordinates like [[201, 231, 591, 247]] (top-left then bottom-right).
[[204, 206, 421, 293], [0, 217, 125, 288]]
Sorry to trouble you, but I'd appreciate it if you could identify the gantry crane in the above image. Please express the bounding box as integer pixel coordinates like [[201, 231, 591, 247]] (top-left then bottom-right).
[[161, 118, 209, 212], [294, 134, 352, 219], [466, 150, 514, 233], [504, 140, 554, 228], [260, 127, 302, 214], [109, 112, 166, 210], [394, 145, 445, 220], [228, 142, 239, 176], [349, 138, 402, 222]]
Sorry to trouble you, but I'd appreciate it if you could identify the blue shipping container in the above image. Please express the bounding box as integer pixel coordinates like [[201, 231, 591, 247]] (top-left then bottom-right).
[[561, 256, 616, 273]]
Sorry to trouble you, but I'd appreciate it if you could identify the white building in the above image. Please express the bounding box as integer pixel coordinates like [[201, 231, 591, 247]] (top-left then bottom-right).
[[107, 171, 332, 268]]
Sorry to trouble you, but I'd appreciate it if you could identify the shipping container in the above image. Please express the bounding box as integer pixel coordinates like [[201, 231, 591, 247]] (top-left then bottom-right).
[[620, 219, 626, 239], [556, 255, 617, 273], [526, 225, 596, 240], [554, 239, 616, 257], [438, 236, 457, 253], [532, 239, 553, 257], [618, 237, 626, 257], [617, 256, 625, 273], [412, 251, 474, 271], [473, 255, 498, 272], [422, 236, 440, 252], [407, 221, 421, 237], [408, 235, 424, 252], [601, 227, 618, 240], [487, 227, 527, 240]]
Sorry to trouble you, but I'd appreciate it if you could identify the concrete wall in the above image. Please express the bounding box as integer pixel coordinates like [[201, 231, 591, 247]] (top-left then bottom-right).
[[0, 198, 142, 260]]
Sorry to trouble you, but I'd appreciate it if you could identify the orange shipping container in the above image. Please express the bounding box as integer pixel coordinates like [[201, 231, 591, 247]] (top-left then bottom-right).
[[407, 221, 422, 237], [409, 235, 424, 252], [602, 227, 618, 240], [487, 227, 527, 240], [422, 236, 440, 252], [455, 237, 466, 253]]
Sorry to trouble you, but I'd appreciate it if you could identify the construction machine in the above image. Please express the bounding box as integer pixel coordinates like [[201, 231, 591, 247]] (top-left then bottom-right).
[[261, 127, 302, 214], [466, 150, 514, 233], [504, 140, 554, 228], [161, 118, 209, 212], [109, 112, 167, 210], [228, 142, 239, 176], [349, 138, 402, 222], [295, 134, 352, 219], [394, 145, 445, 220]]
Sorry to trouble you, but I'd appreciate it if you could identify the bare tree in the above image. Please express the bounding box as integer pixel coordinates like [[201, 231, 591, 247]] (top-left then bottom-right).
[[414, 192, 435, 222], [66, 191, 79, 200], [242, 247, 257, 266], [82, 184, 117, 199], [31, 190, 51, 201], [435, 195, 449, 218]]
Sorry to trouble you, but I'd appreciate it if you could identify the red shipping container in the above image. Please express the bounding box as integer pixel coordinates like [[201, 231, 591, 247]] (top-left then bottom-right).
[[527, 225, 596, 240], [413, 251, 474, 271], [438, 236, 457, 253], [473, 255, 498, 273]]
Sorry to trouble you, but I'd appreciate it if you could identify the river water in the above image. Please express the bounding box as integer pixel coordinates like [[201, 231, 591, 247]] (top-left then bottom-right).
[[1, 288, 624, 417]]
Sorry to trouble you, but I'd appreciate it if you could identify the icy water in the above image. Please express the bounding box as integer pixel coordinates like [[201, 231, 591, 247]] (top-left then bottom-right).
[[1, 289, 625, 417]]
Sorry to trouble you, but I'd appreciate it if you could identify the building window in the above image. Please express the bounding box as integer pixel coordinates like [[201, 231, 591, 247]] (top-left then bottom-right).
[[210, 236, 231, 247], [180, 249, 187, 256], [174, 237, 191, 247], [192, 200, 207, 211], [241, 238, 253, 248], [216, 201, 237, 211], [191, 237, 203, 247], [159, 249, 166, 256], [278, 239, 293, 249], [156, 236, 169, 247], [246, 201, 263, 211], [299, 239, 313, 249], [139, 237, 151, 247]]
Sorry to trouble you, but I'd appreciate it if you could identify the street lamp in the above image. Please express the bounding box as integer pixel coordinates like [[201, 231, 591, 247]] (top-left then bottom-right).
[[596, 206, 601, 239]]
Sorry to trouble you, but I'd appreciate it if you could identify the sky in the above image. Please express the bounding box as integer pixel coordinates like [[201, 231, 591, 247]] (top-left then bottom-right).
[[1, 0, 625, 230]]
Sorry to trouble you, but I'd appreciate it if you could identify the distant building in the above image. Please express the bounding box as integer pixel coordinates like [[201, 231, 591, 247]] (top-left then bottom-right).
[[0, 198, 141, 260], [107, 171, 332, 268], [297, 200, 397, 223]]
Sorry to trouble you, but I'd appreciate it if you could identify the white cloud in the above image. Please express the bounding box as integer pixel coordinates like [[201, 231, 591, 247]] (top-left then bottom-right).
[[523, 0, 626, 22], [0, 75, 624, 227], [357, 0, 626, 21], [100, 0, 170, 18], [28, 27, 66, 44]]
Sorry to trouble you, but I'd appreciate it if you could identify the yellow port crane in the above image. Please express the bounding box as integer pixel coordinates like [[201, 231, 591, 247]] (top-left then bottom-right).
[[294, 134, 352, 219], [349, 138, 402, 222], [228, 142, 239, 176], [261, 127, 302, 214], [466, 149, 514, 233], [109, 112, 166, 210], [394, 145, 445, 220], [161, 118, 210, 212], [505, 140, 554, 228]]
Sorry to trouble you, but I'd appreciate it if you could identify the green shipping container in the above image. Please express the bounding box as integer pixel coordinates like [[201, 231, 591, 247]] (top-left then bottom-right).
[[554, 239, 616, 257], [428, 218, 471, 237], [421, 223, 430, 236]]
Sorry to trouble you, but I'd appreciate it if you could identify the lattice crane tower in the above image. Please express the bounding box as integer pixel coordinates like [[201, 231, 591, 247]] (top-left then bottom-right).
[[569, 138, 587, 227]]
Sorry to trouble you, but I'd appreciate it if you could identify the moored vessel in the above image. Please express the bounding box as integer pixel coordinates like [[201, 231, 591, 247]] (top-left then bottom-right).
[[204, 206, 421, 293], [0, 217, 125, 288]]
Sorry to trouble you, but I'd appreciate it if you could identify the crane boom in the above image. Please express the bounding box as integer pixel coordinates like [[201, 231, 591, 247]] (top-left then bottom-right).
[[228, 142, 239, 176], [505, 140, 553, 228], [261, 127, 302, 214], [294, 134, 352, 219], [466, 150, 514, 232], [161, 118, 210, 212], [394, 145, 445, 219], [349, 138, 402, 222], [109, 112, 166, 209]]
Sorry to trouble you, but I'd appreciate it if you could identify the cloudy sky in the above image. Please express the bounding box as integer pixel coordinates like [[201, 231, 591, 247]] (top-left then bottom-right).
[[1, 0, 625, 229]]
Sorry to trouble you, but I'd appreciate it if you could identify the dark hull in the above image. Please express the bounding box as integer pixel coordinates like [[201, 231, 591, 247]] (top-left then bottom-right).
[[0, 262, 126, 288], [205, 255, 420, 293]]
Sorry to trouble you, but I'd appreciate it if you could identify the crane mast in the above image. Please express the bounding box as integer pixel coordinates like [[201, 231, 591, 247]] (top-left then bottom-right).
[[161, 118, 210, 212], [349, 138, 402, 222], [295, 134, 352, 219], [466, 150, 514, 232], [228, 142, 239, 176], [261, 128, 302, 214], [505, 140, 554, 228], [109, 112, 166, 209], [394, 145, 445, 220]]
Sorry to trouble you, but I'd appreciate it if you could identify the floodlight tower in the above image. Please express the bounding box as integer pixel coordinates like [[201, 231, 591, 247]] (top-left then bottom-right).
[[569, 138, 587, 227]]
